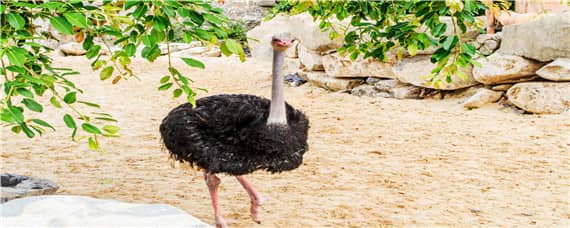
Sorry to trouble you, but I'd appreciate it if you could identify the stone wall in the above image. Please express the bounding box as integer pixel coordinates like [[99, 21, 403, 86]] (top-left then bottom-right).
[[248, 11, 570, 114]]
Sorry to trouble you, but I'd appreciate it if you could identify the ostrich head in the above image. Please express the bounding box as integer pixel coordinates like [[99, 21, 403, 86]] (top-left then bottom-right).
[[271, 33, 294, 52]]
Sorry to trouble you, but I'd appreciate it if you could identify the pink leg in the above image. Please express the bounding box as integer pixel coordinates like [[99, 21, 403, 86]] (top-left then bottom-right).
[[205, 172, 227, 228], [236, 176, 264, 223]]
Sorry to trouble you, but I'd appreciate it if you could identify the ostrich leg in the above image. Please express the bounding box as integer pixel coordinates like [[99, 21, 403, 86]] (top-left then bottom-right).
[[236, 176, 264, 223], [205, 172, 227, 228]]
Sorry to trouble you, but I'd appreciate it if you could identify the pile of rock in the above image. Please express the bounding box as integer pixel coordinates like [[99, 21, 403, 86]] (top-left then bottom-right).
[[248, 12, 570, 114], [1, 173, 59, 203]]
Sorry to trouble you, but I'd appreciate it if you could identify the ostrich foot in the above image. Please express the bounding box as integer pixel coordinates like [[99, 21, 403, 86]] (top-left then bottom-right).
[[236, 176, 264, 223], [249, 194, 264, 223], [205, 172, 227, 228]]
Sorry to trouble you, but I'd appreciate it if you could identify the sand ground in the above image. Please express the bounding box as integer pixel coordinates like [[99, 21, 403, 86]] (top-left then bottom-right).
[[1, 56, 569, 227]]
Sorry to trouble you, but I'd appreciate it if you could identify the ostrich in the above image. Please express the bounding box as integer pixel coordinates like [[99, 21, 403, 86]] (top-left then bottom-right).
[[159, 33, 309, 227]]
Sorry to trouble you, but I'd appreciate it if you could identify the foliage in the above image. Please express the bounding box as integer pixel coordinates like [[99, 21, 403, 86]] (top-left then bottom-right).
[[268, 0, 509, 88], [0, 0, 244, 151]]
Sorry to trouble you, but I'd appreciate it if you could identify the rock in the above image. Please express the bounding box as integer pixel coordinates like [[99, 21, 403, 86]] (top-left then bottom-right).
[[300, 72, 363, 91], [59, 42, 86, 56], [202, 48, 221, 57], [476, 33, 501, 43], [351, 84, 391, 98], [283, 57, 301, 74], [247, 14, 292, 61], [536, 58, 570, 81], [321, 53, 396, 78], [491, 84, 514, 91], [365, 77, 382, 85], [463, 88, 503, 108], [171, 47, 208, 57], [374, 79, 422, 99], [298, 45, 324, 71], [0, 195, 211, 227], [393, 55, 479, 90], [507, 82, 570, 114], [38, 39, 60, 50], [256, 0, 276, 7], [284, 73, 307, 87], [499, 12, 570, 61], [285, 40, 300, 58], [473, 53, 546, 85], [442, 85, 484, 99], [1, 173, 59, 203], [289, 12, 347, 52], [221, 1, 269, 30], [479, 39, 500, 56]]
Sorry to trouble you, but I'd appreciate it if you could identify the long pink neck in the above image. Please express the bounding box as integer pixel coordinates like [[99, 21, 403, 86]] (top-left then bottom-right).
[[267, 49, 287, 125]]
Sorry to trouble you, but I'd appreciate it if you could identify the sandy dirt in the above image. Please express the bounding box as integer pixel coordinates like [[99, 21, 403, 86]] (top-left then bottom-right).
[[1, 55, 569, 227]]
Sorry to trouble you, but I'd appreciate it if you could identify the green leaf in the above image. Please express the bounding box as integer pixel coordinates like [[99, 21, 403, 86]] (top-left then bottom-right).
[[100, 66, 114, 80], [11, 126, 22, 134], [63, 114, 76, 129], [63, 92, 77, 104], [16, 88, 34, 98], [50, 97, 62, 108], [158, 83, 173, 91], [132, 4, 148, 19], [124, 43, 136, 57], [173, 88, 182, 98], [461, 43, 476, 56], [86, 45, 101, 59], [432, 23, 447, 37], [442, 35, 458, 51], [407, 44, 418, 56], [32, 119, 55, 131], [160, 75, 170, 84], [78, 101, 101, 108], [92, 60, 106, 70], [82, 123, 102, 134], [7, 13, 26, 30], [223, 39, 245, 61], [50, 16, 74, 35], [94, 117, 118, 122], [64, 12, 90, 28], [21, 124, 35, 138], [6, 65, 26, 74], [22, 98, 43, 112], [88, 137, 99, 150], [102, 125, 120, 134], [6, 47, 28, 66], [181, 57, 205, 69]]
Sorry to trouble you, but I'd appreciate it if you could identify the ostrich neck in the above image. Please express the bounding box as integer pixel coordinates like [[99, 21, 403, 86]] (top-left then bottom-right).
[[267, 50, 287, 125]]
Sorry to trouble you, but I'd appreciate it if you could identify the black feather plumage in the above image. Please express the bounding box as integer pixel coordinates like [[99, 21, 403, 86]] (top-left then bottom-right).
[[159, 94, 309, 176]]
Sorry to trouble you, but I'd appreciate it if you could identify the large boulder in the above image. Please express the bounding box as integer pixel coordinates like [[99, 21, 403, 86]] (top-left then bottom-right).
[[392, 55, 479, 90], [322, 53, 396, 78], [507, 82, 570, 114], [472, 53, 546, 85], [0, 195, 211, 227], [247, 14, 292, 61], [300, 72, 363, 91], [298, 45, 324, 71], [536, 58, 570, 81], [289, 12, 346, 52], [499, 12, 570, 62]]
